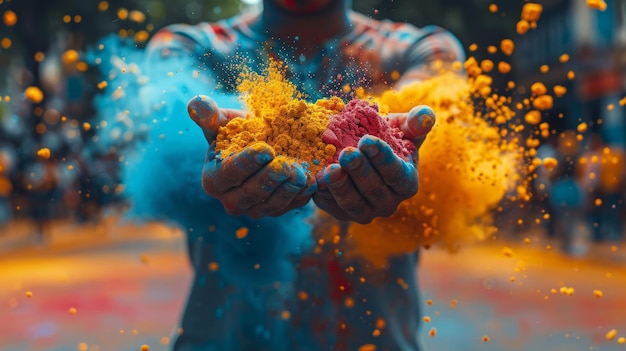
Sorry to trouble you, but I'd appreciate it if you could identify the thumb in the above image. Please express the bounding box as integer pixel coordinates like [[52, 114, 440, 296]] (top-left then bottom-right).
[[387, 105, 436, 148], [187, 95, 246, 143]]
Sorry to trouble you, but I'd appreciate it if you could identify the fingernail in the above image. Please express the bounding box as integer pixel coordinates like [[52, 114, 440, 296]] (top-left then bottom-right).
[[255, 152, 272, 164], [360, 136, 380, 157], [284, 182, 303, 192], [340, 150, 362, 170]]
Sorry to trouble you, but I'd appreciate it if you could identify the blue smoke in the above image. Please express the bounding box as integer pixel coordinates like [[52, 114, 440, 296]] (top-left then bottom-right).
[[88, 35, 315, 287]]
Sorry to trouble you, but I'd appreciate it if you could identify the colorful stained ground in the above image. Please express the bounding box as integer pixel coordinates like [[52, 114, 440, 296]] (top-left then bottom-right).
[[1, 219, 625, 351]]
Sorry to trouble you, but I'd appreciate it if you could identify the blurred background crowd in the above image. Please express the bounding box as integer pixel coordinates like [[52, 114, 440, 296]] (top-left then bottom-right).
[[0, 0, 624, 254]]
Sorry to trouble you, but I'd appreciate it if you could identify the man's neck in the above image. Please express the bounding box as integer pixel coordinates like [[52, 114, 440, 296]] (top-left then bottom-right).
[[252, 0, 351, 47]]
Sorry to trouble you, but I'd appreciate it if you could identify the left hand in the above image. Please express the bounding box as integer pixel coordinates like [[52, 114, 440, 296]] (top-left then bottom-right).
[[313, 105, 435, 224]]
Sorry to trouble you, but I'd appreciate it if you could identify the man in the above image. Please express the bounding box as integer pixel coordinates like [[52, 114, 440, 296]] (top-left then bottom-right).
[[132, 0, 464, 349]]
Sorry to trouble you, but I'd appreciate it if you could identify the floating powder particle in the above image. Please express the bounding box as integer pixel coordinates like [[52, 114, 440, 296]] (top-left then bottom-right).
[[321, 99, 415, 163], [215, 59, 344, 176]]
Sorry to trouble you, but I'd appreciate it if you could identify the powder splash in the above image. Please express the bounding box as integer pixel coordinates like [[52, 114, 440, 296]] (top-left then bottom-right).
[[340, 68, 523, 267], [322, 99, 415, 163], [215, 59, 344, 176]]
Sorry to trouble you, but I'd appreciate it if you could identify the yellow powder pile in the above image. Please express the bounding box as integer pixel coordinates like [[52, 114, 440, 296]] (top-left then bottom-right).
[[341, 65, 524, 267], [215, 59, 343, 175]]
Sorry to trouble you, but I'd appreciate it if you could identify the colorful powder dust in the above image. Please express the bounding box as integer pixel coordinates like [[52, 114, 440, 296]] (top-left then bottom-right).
[[338, 69, 523, 267], [322, 99, 415, 163], [214, 60, 344, 176]]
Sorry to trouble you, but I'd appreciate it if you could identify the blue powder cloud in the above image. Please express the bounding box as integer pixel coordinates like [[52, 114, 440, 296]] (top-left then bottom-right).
[[88, 35, 315, 286]]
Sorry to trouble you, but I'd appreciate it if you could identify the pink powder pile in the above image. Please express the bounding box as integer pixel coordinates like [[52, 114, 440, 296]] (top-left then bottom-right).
[[321, 99, 416, 163]]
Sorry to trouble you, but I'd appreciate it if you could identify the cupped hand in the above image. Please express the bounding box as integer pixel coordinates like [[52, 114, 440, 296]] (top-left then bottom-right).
[[188, 95, 316, 219], [313, 105, 435, 224]]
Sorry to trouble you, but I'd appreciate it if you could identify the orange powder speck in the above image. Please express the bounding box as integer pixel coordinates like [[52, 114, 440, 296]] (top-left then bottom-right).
[[298, 291, 309, 300], [63, 15, 71, 23], [532, 95, 553, 110], [521, 3, 543, 22], [593, 289, 603, 298], [540, 65, 549, 73], [567, 70, 575, 80], [98, 1, 109, 11], [62, 50, 80, 65], [281, 310, 291, 320], [216, 59, 343, 176], [25, 291, 33, 298], [160, 337, 170, 345], [37, 148, 51, 159], [376, 318, 386, 329], [34, 51, 45, 62], [423, 316, 431, 323], [607, 103, 614, 111], [429, 328, 437, 337], [134, 30, 150, 43], [468, 43, 478, 52], [344, 297, 355, 308], [372, 329, 381, 337], [3, 10, 17, 27], [487, 45, 497, 54], [76, 61, 88, 72], [390, 70, 400, 80], [502, 246, 514, 257], [587, 0, 608, 11], [606, 329, 617, 340], [208, 262, 219, 272], [559, 53, 570, 63], [140, 344, 150, 351], [426, 299, 433, 305], [117, 8, 129, 20], [524, 110, 542, 125], [595, 198, 603, 206], [358, 344, 377, 351], [577, 122, 588, 133], [498, 62, 511, 74], [235, 227, 249, 239], [524, 237, 531, 244], [517, 20, 530, 35], [69, 307, 77, 315], [129, 10, 146, 23], [480, 59, 494, 73], [542, 157, 558, 170], [530, 82, 547, 96], [618, 337, 625, 344], [450, 298, 458, 308], [25, 86, 44, 104], [97, 81, 108, 89], [500, 39, 514, 56], [553, 85, 567, 97], [1, 37, 11, 49], [483, 335, 490, 342], [489, 3, 498, 13]]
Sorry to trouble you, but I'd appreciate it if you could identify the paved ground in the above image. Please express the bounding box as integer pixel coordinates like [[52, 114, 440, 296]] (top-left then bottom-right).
[[1, 218, 625, 351]]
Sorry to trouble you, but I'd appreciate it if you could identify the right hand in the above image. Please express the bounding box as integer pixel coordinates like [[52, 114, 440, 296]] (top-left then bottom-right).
[[187, 95, 316, 219]]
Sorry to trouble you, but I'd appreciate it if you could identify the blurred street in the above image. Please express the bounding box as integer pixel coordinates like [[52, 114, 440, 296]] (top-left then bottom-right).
[[1, 219, 625, 351]]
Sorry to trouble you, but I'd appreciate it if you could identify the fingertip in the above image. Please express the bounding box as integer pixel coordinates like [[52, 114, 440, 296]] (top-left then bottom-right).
[[187, 95, 221, 131], [338, 147, 363, 170], [407, 105, 436, 138], [358, 135, 390, 159]]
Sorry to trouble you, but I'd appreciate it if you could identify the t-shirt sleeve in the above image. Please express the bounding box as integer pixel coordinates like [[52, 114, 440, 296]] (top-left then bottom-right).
[[396, 25, 466, 87]]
